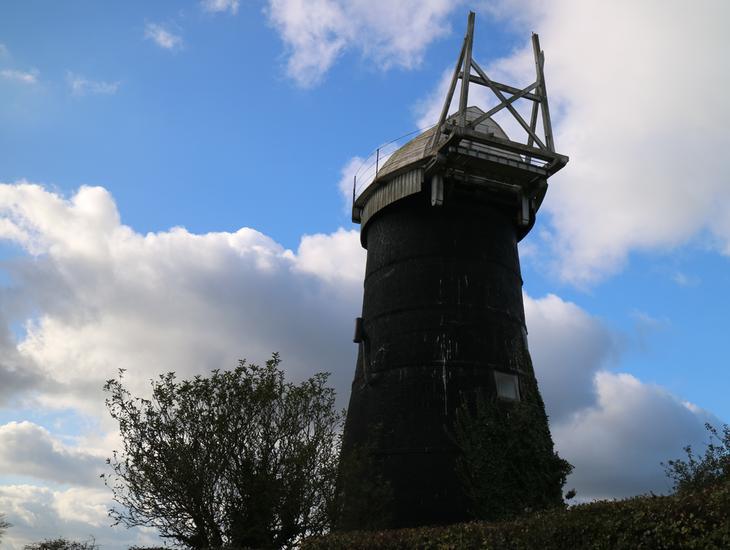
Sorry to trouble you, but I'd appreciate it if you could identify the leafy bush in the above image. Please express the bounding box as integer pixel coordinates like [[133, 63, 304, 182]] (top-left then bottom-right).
[[333, 426, 394, 531], [663, 422, 730, 494], [103, 354, 343, 549], [303, 479, 730, 549], [23, 538, 98, 550], [454, 395, 572, 521]]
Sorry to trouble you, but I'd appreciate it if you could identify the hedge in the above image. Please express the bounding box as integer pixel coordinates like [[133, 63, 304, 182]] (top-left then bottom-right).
[[303, 480, 730, 549]]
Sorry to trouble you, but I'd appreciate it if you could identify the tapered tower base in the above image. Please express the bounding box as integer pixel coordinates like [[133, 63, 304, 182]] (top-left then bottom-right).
[[338, 190, 553, 529]]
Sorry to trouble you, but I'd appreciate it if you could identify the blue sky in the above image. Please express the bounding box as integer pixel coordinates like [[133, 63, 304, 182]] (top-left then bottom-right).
[[0, 0, 729, 547]]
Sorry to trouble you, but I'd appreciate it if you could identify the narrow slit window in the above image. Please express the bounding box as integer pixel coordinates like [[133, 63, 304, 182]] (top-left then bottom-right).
[[494, 371, 521, 401]]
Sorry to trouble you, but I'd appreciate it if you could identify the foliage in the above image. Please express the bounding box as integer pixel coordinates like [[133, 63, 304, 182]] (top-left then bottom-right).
[[0, 513, 9, 541], [23, 538, 98, 550], [454, 395, 572, 521], [333, 428, 394, 531], [103, 353, 343, 549], [663, 422, 730, 494], [303, 478, 730, 549]]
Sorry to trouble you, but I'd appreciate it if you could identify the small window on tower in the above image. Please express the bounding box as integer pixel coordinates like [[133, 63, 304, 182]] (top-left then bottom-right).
[[494, 371, 520, 401]]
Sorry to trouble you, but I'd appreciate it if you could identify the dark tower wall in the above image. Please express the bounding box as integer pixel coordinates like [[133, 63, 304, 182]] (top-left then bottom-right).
[[340, 184, 550, 529]]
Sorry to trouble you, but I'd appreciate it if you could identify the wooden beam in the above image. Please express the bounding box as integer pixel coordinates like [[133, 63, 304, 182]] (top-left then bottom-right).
[[444, 125, 567, 167], [466, 75, 541, 101], [532, 34, 555, 152], [468, 81, 538, 129], [524, 97, 539, 164], [470, 59, 547, 150], [428, 35, 467, 150], [458, 11, 475, 127]]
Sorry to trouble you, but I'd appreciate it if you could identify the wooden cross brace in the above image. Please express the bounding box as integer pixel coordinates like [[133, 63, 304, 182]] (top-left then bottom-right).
[[429, 12, 556, 155]]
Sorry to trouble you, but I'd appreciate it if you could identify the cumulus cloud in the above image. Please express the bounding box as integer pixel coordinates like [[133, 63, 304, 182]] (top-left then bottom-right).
[[266, 0, 458, 87], [524, 293, 618, 422], [144, 22, 183, 51], [532, 0, 730, 283], [201, 0, 240, 14], [0, 485, 157, 548], [0, 323, 42, 406], [293, 227, 364, 284], [0, 421, 104, 486], [0, 181, 364, 418], [66, 73, 119, 96], [524, 293, 715, 500], [0, 68, 38, 84], [553, 372, 715, 499]]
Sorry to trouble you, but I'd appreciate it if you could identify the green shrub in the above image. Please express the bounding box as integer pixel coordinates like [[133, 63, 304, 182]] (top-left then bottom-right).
[[303, 479, 730, 550], [23, 538, 98, 550], [334, 423, 394, 531], [104, 354, 342, 549], [663, 422, 730, 494], [454, 396, 572, 521]]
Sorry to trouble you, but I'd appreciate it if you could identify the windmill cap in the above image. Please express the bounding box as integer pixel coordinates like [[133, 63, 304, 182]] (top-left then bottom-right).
[[377, 106, 509, 179]]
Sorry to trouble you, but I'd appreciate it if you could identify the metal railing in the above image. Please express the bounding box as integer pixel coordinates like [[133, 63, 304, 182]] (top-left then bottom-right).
[[349, 119, 556, 211], [351, 124, 437, 206]]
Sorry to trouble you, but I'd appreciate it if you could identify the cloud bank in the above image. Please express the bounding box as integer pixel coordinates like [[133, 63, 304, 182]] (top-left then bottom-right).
[[524, 293, 714, 499], [0, 422, 104, 486], [0, 183, 364, 417]]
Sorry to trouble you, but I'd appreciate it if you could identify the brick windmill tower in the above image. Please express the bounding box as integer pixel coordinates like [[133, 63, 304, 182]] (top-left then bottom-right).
[[339, 12, 569, 529]]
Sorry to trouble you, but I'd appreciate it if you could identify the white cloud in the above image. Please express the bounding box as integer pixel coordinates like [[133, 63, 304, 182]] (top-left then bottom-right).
[[0, 69, 38, 84], [144, 22, 183, 51], [0, 181, 364, 419], [66, 73, 119, 96], [524, 293, 618, 422], [524, 293, 715, 501], [336, 156, 363, 213], [0, 44, 9, 57], [0, 324, 41, 407], [266, 0, 459, 87], [0, 485, 157, 549], [0, 421, 105, 486], [293, 227, 363, 284], [508, 1, 730, 283], [201, 0, 240, 14], [553, 372, 714, 499]]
